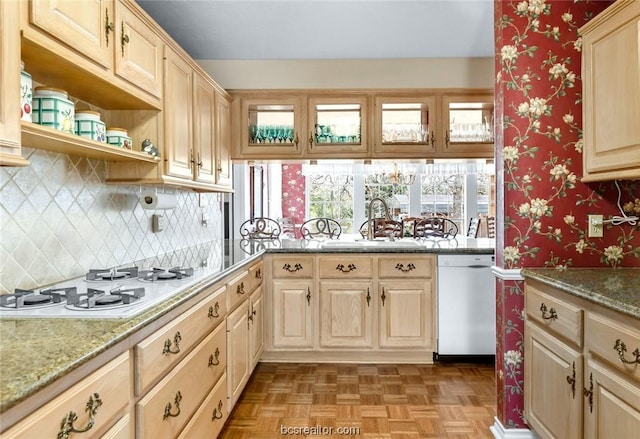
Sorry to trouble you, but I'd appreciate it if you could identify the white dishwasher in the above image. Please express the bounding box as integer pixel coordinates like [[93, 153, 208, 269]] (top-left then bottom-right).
[[436, 254, 496, 360]]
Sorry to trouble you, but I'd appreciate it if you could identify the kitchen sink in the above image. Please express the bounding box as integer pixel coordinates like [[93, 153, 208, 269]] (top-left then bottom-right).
[[322, 239, 423, 249]]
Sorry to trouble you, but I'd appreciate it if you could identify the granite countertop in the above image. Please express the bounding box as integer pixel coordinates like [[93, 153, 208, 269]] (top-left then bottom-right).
[[521, 268, 640, 320], [0, 237, 494, 415]]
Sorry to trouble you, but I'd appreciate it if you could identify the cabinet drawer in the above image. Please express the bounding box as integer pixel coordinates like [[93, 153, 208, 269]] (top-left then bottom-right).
[[227, 270, 250, 312], [248, 261, 264, 293], [271, 256, 314, 279], [319, 255, 373, 278], [587, 312, 640, 383], [101, 414, 131, 439], [136, 327, 222, 438], [525, 283, 583, 348], [4, 352, 130, 439], [135, 285, 227, 395], [378, 255, 434, 278], [177, 373, 228, 439]]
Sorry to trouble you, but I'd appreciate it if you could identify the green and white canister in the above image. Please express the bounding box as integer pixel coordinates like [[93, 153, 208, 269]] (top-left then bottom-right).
[[75, 110, 106, 143], [32, 87, 75, 134], [106, 127, 133, 149], [20, 61, 32, 122]]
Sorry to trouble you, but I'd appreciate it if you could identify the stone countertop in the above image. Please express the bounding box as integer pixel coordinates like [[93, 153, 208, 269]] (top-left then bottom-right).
[[521, 268, 640, 320], [0, 237, 494, 415]]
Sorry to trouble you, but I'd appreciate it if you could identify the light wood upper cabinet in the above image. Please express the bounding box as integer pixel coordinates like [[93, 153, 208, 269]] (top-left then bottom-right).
[[28, 0, 113, 70], [193, 71, 216, 185], [215, 91, 233, 188], [581, 0, 640, 181], [440, 94, 494, 157], [373, 96, 437, 156], [306, 95, 369, 157], [237, 96, 304, 157], [0, 0, 28, 166]]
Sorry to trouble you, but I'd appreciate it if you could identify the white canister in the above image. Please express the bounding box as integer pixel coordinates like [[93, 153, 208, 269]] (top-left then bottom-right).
[[20, 61, 32, 122], [32, 87, 75, 134], [106, 127, 133, 150], [75, 110, 106, 143]]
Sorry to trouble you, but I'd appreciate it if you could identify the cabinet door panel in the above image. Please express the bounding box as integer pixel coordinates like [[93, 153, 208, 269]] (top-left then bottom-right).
[[272, 280, 314, 348], [440, 95, 494, 158], [30, 0, 113, 69], [215, 92, 233, 187], [164, 47, 193, 179], [240, 97, 303, 156], [250, 287, 264, 368], [584, 360, 640, 439], [378, 280, 432, 348], [524, 321, 583, 439], [307, 96, 369, 156], [226, 301, 250, 410], [115, 2, 163, 99], [193, 72, 216, 184], [320, 281, 373, 348]]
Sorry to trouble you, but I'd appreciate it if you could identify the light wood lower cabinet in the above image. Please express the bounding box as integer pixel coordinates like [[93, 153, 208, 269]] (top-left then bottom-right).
[[3, 352, 130, 438], [226, 299, 251, 411], [264, 253, 436, 362], [250, 286, 264, 368], [524, 278, 640, 439], [177, 373, 228, 439]]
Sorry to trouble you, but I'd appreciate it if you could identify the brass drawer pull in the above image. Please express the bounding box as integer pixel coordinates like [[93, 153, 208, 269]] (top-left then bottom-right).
[[255, 268, 262, 279], [105, 9, 114, 46], [395, 263, 415, 272], [283, 263, 303, 273], [613, 339, 640, 364], [566, 361, 576, 398], [162, 331, 182, 355], [208, 348, 221, 367], [212, 400, 224, 420], [163, 391, 182, 420], [120, 22, 129, 57], [306, 287, 311, 306], [583, 373, 593, 413], [208, 302, 220, 318], [57, 393, 102, 439], [336, 263, 357, 273], [381, 287, 386, 306], [366, 288, 371, 307], [539, 303, 558, 321], [237, 282, 246, 295]]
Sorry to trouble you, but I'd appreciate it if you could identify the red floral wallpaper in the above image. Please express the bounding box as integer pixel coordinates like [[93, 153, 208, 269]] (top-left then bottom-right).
[[495, 0, 640, 430], [281, 164, 306, 238]]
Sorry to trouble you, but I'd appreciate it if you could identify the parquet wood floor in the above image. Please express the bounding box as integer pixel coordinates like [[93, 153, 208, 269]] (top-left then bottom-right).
[[220, 362, 496, 439]]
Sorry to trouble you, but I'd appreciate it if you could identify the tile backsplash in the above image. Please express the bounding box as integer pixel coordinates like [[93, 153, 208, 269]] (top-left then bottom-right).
[[0, 148, 223, 294]]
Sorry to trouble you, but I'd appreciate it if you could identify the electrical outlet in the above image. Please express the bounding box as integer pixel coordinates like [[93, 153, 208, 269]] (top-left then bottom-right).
[[588, 214, 603, 238]]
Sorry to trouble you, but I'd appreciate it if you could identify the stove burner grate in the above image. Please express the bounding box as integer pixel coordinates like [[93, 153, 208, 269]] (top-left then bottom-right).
[[138, 267, 194, 282], [66, 286, 145, 310], [86, 267, 139, 282], [0, 287, 76, 309]]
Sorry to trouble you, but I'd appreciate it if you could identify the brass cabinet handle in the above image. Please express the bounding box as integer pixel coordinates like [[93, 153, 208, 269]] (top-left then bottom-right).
[[381, 287, 386, 306], [306, 287, 311, 306], [293, 133, 299, 149], [283, 263, 303, 273], [217, 165, 223, 174], [583, 373, 593, 413], [430, 131, 435, 146], [57, 393, 102, 439], [366, 287, 371, 307], [120, 22, 129, 57], [248, 307, 254, 322], [237, 282, 246, 295], [566, 361, 576, 398], [255, 268, 262, 279], [308, 132, 314, 148], [613, 339, 640, 364], [445, 130, 450, 146], [539, 303, 558, 321], [105, 9, 114, 46], [212, 400, 224, 420], [163, 391, 182, 420], [162, 331, 182, 355], [395, 263, 415, 273], [336, 263, 356, 273], [208, 302, 220, 318], [208, 348, 220, 367], [197, 151, 203, 169]]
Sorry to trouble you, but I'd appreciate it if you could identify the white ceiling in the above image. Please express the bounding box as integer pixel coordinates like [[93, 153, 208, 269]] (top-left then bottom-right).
[[137, 0, 495, 60]]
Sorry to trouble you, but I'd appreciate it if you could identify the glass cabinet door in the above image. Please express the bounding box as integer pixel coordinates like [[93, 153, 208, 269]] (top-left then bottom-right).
[[307, 96, 369, 156], [441, 95, 494, 157], [240, 97, 303, 156], [374, 96, 437, 156]]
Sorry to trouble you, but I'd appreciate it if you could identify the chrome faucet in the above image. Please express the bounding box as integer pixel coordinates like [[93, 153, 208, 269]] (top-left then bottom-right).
[[367, 197, 391, 240]]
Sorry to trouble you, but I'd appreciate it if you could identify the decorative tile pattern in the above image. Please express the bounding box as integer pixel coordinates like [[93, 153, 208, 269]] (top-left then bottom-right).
[[0, 148, 223, 293]]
